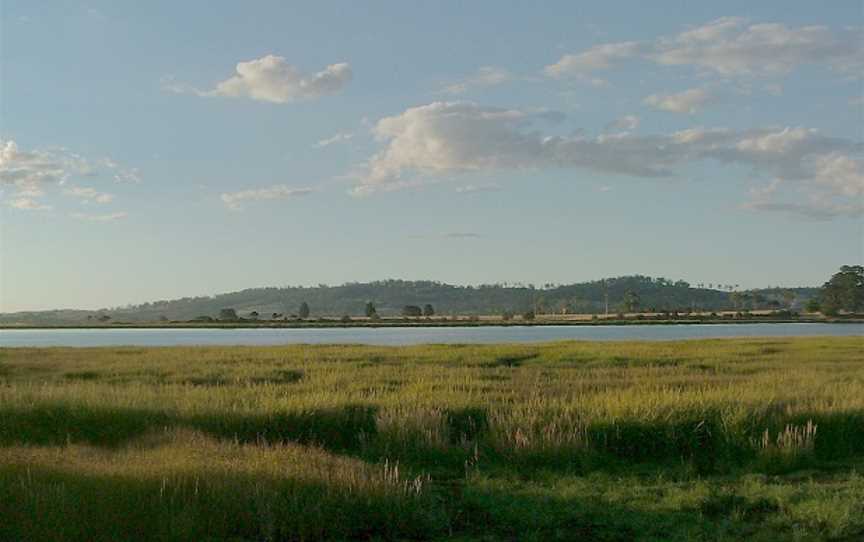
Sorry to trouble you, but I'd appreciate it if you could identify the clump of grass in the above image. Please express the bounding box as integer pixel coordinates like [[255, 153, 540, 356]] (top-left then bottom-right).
[[0, 429, 436, 541]]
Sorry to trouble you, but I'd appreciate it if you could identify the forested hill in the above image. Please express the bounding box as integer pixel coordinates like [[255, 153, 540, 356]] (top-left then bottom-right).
[[0, 277, 819, 324]]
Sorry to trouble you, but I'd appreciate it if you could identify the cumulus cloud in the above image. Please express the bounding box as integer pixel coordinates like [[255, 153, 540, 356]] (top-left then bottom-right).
[[71, 212, 127, 222], [169, 55, 352, 104], [546, 17, 863, 79], [441, 66, 513, 94], [353, 101, 863, 220], [221, 185, 313, 210], [0, 139, 135, 212], [315, 132, 353, 148], [643, 88, 716, 114]]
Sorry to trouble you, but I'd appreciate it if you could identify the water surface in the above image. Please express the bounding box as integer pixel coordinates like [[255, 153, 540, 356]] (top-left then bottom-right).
[[1, 323, 861, 347]]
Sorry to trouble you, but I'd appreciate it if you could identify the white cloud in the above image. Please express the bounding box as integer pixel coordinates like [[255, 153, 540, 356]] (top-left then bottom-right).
[[71, 212, 127, 222], [64, 185, 113, 204], [546, 17, 863, 79], [442, 66, 513, 94], [643, 88, 715, 114], [315, 132, 353, 148], [169, 55, 352, 104], [353, 101, 862, 220], [221, 185, 313, 210]]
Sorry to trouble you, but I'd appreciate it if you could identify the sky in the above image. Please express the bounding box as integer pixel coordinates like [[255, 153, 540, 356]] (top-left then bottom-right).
[[1, 1, 862, 312]]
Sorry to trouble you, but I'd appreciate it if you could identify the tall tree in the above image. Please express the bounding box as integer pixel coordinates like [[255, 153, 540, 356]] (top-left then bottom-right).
[[423, 304, 435, 317], [298, 302, 310, 319], [364, 301, 377, 318], [820, 265, 864, 315]]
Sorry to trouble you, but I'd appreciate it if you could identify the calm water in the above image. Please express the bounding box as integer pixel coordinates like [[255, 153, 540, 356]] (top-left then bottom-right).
[[0, 323, 861, 347]]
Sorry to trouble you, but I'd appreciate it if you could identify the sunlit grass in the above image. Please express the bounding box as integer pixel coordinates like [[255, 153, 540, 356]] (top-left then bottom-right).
[[0, 337, 862, 540]]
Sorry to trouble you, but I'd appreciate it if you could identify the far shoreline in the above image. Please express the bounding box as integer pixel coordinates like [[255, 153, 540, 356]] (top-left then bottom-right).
[[2, 317, 862, 331]]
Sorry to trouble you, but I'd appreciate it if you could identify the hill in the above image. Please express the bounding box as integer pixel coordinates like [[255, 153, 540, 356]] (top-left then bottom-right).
[[0, 276, 819, 324]]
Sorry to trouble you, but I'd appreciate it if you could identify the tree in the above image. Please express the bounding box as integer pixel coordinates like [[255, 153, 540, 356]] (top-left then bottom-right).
[[423, 304, 435, 317], [502, 310, 513, 321], [522, 309, 535, 321], [805, 298, 821, 313], [402, 305, 422, 317], [219, 308, 238, 321], [299, 302, 310, 319], [364, 302, 377, 318], [623, 290, 641, 313], [820, 265, 864, 315]]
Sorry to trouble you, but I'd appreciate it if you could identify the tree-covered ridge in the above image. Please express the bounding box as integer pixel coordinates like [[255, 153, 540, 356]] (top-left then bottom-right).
[[0, 276, 821, 324]]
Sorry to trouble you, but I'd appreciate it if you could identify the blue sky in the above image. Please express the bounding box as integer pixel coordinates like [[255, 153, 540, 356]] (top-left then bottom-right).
[[1, 1, 862, 311]]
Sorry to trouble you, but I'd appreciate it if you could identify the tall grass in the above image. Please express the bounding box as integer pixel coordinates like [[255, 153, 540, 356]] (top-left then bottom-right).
[[0, 337, 862, 540]]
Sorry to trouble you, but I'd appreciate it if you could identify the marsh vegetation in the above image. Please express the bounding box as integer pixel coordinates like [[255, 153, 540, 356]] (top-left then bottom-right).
[[1, 337, 862, 540]]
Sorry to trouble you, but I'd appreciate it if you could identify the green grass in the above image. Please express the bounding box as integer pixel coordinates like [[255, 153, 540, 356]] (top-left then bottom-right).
[[0, 337, 862, 540]]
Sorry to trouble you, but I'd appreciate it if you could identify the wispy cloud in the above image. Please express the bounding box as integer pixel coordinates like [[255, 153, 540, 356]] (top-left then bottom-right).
[[443, 232, 482, 239], [605, 115, 640, 132], [455, 183, 502, 194], [315, 132, 353, 148], [221, 185, 313, 210], [71, 212, 127, 222], [1, 139, 137, 212], [546, 17, 862, 80], [643, 88, 717, 114], [441, 66, 513, 94], [64, 185, 113, 204], [409, 231, 483, 239], [8, 197, 51, 211]]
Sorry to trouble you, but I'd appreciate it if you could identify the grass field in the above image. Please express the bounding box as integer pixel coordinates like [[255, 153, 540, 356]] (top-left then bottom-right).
[[1, 337, 862, 541]]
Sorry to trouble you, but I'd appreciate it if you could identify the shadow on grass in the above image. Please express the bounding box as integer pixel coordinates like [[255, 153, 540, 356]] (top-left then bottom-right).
[[452, 479, 796, 542], [0, 403, 377, 452], [1, 459, 803, 542], [0, 464, 436, 542], [2, 403, 862, 477]]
